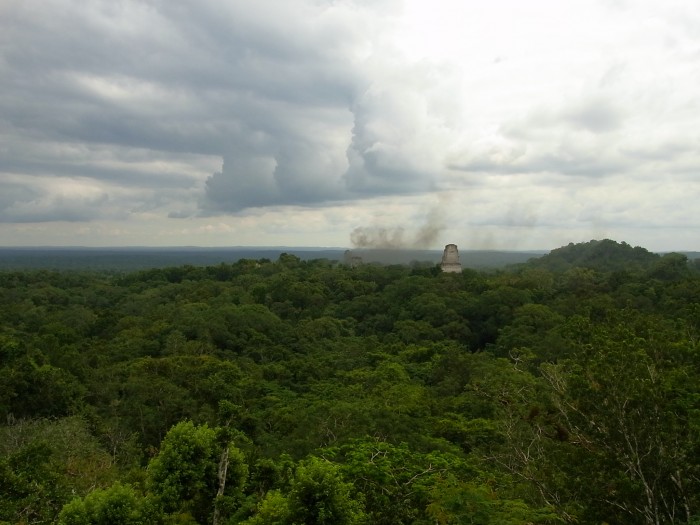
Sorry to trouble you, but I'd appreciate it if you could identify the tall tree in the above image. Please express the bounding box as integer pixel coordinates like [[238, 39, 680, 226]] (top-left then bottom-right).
[[541, 313, 700, 524], [147, 421, 247, 524]]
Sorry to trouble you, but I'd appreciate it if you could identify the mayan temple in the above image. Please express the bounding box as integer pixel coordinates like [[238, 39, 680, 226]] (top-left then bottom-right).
[[440, 243, 462, 273]]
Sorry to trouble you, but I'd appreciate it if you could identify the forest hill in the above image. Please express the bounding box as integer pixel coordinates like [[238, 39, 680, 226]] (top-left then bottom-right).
[[1, 239, 699, 524]]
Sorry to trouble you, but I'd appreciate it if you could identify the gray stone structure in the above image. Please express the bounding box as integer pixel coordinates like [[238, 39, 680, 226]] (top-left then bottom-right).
[[440, 243, 462, 273], [343, 250, 363, 268]]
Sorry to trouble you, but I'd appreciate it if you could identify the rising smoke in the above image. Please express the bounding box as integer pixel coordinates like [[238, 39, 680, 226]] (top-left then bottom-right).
[[350, 227, 407, 249], [350, 204, 447, 249]]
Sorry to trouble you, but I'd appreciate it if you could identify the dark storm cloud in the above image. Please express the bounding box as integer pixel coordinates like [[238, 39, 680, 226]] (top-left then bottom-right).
[[1, 0, 438, 221]]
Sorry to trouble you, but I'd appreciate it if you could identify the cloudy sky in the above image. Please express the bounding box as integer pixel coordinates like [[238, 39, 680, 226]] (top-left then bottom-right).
[[1, 0, 699, 250]]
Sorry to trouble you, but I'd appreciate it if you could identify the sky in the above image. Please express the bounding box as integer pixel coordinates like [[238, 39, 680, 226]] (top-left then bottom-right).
[[1, 0, 699, 251]]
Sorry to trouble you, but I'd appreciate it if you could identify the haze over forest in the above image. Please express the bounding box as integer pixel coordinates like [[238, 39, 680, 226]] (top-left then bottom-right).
[[2, 1, 700, 250]]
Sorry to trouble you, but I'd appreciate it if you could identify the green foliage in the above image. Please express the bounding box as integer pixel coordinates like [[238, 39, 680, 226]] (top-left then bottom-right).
[[540, 312, 700, 524], [2, 239, 700, 524], [0, 417, 115, 524], [427, 476, 561, 524], [146, 420, 249, 524], [286, 457, 365, 525], [147, 421, 221, 520], [0, 440, 64, 524], [0, 350, 86, 420], [241, 458, 364, 525], [240, 489, 290, 525], [330, 438, 463, 524], [530, 239, 659, 272], [57, 483, 160, 525], [647, 252, 691, 281]]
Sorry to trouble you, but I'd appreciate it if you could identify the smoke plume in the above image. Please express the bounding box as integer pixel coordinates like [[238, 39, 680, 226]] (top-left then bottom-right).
[[350, 204, 446, 249]]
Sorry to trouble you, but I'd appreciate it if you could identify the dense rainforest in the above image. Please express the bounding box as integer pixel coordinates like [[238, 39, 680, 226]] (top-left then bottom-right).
[[1, 239, 700, 525]]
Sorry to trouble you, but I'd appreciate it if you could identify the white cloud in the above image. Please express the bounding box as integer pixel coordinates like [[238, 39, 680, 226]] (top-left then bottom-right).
[[1, 0, 700, 250]]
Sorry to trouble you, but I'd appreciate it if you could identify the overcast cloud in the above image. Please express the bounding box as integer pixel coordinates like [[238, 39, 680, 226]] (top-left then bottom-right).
[[1, 0, 699, 250]]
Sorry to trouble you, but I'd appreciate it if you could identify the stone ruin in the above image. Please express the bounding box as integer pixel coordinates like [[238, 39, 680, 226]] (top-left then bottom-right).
[[440, 243, 462, 273], [343, 250, 363, 268]]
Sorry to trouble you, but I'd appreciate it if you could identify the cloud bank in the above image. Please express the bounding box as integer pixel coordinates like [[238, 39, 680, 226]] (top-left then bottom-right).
[[1, 0, 700, 250], [1, 0, 455, 221]]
